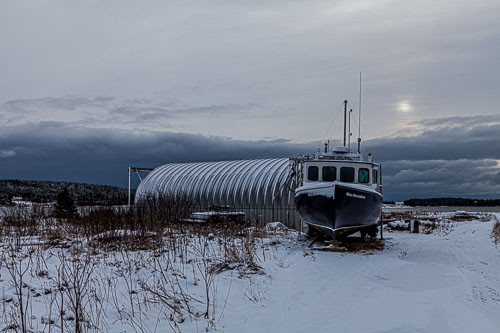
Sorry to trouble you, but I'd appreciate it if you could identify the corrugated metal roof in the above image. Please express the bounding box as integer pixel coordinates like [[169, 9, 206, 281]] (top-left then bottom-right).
[[135, 158, 297, 210]]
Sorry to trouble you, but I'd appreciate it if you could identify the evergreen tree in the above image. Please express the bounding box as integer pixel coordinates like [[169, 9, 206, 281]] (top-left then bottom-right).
[[53, 188, 78, 218]]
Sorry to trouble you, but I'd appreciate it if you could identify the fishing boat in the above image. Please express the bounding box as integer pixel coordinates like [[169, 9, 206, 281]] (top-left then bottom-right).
[[294, 100, 382, 239]]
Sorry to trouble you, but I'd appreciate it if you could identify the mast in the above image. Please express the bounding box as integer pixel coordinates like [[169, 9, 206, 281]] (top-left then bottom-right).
[[343, 100, 347, 147], [357, 72, 362, 154]]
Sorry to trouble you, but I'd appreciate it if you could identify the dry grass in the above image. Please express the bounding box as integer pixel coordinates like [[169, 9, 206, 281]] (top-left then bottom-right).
[[0, 196, 279, 332], [492, 218, 500, 245], [340, 238, 385, 252], [310, 237, 385, 253], [382, 211, 495, 235], [448, 212, 490, 222], [324, 237, 385, 253]]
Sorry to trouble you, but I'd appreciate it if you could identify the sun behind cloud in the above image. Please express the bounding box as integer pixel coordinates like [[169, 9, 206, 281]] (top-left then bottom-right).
[[397, 101, 412, 112]]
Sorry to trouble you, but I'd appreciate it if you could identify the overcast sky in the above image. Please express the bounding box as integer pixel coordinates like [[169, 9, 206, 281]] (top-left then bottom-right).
[[1, 0, 499, 200]]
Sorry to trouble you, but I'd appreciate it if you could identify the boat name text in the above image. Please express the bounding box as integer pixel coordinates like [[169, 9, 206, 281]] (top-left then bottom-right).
[[346, 192, 366, 200]]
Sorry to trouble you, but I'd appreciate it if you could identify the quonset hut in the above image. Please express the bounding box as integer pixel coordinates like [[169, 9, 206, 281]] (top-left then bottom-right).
[[134, 158, 301, 229]]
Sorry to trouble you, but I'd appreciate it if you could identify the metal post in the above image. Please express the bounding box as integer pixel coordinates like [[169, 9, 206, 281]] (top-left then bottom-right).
[[127, 166, 154, 209], [348, 109, 352, 153], [128, 166, 131, 208], [358, 72, 362, 154], [379, 164, 383, 240]]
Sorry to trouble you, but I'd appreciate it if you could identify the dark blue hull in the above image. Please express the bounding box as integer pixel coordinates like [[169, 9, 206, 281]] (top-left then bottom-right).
[[295, 183, 382, 239]]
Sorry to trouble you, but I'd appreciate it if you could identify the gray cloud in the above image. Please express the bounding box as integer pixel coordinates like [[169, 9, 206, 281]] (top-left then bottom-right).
[[382, 159, 500, 200], [364, 115, 500, 200], [0, 96, 276, 133], [0, 150, 15, 158], [1, 1, 498, 142], [1, 114, 499, 201], [0, 121, 314, 187], [368, 115, 500, 161]]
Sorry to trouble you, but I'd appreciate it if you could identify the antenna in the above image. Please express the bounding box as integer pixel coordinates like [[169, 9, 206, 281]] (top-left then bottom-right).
[[357, 72, 362, 154]]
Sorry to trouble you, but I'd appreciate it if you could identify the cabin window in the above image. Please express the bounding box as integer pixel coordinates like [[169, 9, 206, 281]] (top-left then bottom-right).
[[372, 169, 378, 184], [322, 166, 337, 181], [308, 166, 319, 181], [358, 168, 369, 183], [340, 167, 355, 182]]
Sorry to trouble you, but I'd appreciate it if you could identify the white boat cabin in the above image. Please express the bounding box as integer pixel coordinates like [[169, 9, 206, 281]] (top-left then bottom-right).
[[302, 159, 380, 191]]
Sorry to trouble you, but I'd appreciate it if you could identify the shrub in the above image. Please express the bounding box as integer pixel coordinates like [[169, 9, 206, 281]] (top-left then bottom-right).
[[492, 219, 500, 245], [53, 188, 78, 219]]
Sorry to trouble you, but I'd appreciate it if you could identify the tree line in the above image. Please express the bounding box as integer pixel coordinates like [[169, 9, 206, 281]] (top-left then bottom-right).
[[0, 179, 133, 206], [404, 197, 500, 207]]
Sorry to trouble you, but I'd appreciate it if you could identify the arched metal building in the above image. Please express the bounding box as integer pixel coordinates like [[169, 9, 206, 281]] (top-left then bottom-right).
[[135, 158, 300, 228]]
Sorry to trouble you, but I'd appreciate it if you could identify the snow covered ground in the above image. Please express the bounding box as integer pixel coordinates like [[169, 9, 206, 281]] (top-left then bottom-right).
[[1, 213, 499, 332], [217, 216, 500, 333]]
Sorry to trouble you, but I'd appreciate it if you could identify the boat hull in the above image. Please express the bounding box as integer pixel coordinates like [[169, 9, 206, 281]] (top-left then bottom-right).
[[295, 183, 382, 239]]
